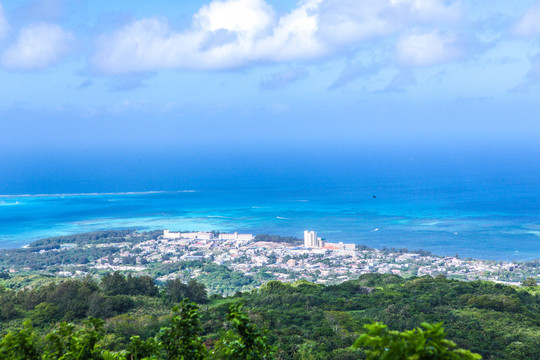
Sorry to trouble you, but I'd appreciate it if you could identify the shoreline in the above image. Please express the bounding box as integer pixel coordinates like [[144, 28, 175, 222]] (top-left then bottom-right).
[[1, 227, 539, 264], [0, 230, 537, 289]]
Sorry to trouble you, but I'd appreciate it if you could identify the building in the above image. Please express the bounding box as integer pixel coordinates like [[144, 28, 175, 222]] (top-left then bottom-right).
[[163, 230, 181, 239], [304, 230, 325, 248], [183, 232, 213, 240], [287, 259, 297, 268], [218, 232, 253, 241], [304, 230, 356, 250], [324, 242, 356, 251], [304, 230, 317, 247], [163, 230, 213, 240]]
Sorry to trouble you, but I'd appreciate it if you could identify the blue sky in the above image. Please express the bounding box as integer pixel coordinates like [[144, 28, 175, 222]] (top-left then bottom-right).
[[1, 0, 540, 153]]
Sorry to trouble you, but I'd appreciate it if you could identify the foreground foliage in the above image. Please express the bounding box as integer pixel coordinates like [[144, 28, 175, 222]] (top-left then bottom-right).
[[1, 273, 539, 359], [353, 322, 481, 359], [0, 300, 480, 360], [0, 300, 275, 360]]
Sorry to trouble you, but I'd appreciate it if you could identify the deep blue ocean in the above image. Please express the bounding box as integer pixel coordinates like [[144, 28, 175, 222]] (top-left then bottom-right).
[[0, 146, 539, 261]]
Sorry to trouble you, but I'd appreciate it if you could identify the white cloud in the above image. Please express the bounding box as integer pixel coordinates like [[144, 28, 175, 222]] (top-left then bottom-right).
[[1, 23, 74, 70], [93, 0, 324, 73], [396, 30, 464, 67], [194, 0, 274, 34], [391, 0, 461, 23], [317, 0, 459, 47], [0, 2, 8, 39], [253, 0, 324, 61], [92, 0, 277, 73], [92, 0, 462, 74], [514, 4, 540, 37], [316, 1, 396, 46]]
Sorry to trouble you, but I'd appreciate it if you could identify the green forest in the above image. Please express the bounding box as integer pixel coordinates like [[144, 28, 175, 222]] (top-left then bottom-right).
[[0, 272, 538, 359]]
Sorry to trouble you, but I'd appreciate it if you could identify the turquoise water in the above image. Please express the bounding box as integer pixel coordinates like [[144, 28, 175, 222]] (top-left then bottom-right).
[[1, 146, 539, 261], [1, 185, 538, 261]]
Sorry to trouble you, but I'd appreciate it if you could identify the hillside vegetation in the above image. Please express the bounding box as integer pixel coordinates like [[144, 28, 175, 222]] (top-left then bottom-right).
[[0, 273, 538, 359]]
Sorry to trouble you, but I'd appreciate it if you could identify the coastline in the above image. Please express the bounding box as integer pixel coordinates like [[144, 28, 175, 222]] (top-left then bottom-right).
[[2, 223, 539, 263], [1, 189, 539, 262], [1, 230, 537, 290]]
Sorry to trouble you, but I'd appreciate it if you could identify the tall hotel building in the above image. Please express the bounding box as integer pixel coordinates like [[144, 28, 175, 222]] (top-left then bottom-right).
[[304, 230, 317, 247]]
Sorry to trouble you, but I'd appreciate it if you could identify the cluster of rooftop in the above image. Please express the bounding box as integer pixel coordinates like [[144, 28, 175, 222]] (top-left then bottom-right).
[[21, 229, 538, 291]]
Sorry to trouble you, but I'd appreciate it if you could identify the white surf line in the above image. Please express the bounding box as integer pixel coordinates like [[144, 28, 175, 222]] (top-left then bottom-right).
[[0, 190, 196, 198]]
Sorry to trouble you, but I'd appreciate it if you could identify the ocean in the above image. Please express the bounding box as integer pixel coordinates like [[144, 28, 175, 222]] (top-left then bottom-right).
[[1, 146, 539, 261]]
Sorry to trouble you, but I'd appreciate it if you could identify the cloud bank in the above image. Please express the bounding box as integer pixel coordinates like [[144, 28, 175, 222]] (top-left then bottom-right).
[[92, 0, 463, 74], [1, 23, 74, 70]]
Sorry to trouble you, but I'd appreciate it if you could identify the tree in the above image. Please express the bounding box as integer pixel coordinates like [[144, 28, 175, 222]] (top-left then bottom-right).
[[158, 300, 207, 360], [162, 279, 188, 304], [212, 303, 275, 360], [163, 278, 207, 304], [101, 272, 128, 296], [127, 275, 158, 296], [125, 335, 159, 360], [0, 321, 40, 360], [43, 318, 107, 360], [521, 277, 537, 287], [0, 302, 277, 360], [41, 278, 100, 320], [352, 322, 482, 360], [0, 297, 18, 321], [187, 278, 208, 304], [30, 303, 59, 326]]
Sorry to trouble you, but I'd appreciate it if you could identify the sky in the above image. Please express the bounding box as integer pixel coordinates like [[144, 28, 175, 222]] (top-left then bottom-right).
[[1, 0, 540, 175]]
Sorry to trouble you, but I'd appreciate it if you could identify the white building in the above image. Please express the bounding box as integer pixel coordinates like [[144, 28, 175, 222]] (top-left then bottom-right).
[[163, 230, 181, 239], [304, 230, 320, 247], [304, 230, 356, 250], [325, 242, 356, 250], [163, 230, 213, 240], [183, 232, 213, 240], [219, 232, 253, 241]]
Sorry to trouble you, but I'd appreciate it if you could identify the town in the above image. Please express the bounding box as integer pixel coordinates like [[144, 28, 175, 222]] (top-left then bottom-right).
[[3, 229, 537, 296], [65, 229, 538, 290]]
